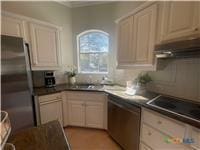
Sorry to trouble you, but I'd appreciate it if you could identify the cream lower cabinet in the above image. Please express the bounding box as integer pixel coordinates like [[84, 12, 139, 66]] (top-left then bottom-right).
[[140, 108, 199, 150], [158, 1, 200, 43], [68, 100, 85, 127], [66, 91, 107, 129], [85, 101, 104, 128], [38, 93, 63, 126], [117, 3, 158, 69]]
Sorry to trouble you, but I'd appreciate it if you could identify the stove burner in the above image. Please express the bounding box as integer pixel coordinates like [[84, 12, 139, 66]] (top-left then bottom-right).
[[154, 101, 176, 109], [189, 109, 200, 120], [147, 95, 200, 122]]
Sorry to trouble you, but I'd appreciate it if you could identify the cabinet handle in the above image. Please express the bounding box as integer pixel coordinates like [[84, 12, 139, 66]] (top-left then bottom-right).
[[148, 131, 152, 136], [193, 27, 198, 31], [158, 120, 162, 125]]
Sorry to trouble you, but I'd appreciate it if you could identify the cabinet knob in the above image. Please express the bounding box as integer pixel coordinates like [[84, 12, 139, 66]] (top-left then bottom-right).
[[148, 132, 152, 136], [193, 27, 198, 31]]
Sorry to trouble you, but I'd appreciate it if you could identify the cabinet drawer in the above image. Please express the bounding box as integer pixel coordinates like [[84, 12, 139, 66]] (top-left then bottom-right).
[[143, 109, 186, 138], [141, 123, 189, 150], [191, 127, 200, 150], [67, 91, 105, 101], [39, 93, 62, 103], [140, 142, 152, 150]]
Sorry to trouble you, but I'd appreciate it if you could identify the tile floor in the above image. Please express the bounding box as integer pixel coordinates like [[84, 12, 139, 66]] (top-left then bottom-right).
[[64, 127, 121, 150]]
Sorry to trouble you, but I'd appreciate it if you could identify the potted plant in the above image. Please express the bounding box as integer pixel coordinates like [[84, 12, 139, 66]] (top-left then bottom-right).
[[135, 73, 152, 93], [65, 66, 77, 85]]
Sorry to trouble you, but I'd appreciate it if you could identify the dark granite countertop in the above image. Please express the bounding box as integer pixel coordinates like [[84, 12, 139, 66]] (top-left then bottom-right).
[[8, 121, 70, 150], [34, 84, 104, 96], [33, 84, 200, 129], [107, 92, 200, 129]]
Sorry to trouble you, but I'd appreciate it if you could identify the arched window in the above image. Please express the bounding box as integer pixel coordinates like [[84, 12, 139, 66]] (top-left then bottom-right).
[[77, 30, 109, 74]]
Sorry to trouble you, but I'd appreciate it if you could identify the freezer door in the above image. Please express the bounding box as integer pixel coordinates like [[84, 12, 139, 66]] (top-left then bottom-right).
[[1, 35, 35, 134]]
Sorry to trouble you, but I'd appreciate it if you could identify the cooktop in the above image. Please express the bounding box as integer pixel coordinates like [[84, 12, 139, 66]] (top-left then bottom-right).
[[147, 95, 200, 122]]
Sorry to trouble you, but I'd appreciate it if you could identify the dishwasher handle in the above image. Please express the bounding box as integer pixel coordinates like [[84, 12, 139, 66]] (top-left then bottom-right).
[[108, 99, 140, 115]]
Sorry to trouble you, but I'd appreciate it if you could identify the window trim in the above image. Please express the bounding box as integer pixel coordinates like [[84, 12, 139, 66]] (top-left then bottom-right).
[[77, 29, 109, 74]]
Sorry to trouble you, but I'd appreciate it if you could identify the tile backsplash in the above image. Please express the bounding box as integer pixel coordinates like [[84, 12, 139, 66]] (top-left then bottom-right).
[[148, 58, 200, 102]]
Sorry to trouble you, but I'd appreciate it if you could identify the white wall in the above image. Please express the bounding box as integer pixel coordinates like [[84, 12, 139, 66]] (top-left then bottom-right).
[[1, 1, 73, 84], [71, 1, 144, 84]]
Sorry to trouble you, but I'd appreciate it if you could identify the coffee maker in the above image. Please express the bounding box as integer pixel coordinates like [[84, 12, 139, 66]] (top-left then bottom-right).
[[44, 71, 56, 88]]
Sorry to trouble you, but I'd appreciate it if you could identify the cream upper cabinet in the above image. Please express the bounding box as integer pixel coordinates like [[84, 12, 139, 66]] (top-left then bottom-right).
[[117, 3, 158, 69], [29, 22, 60, 70], [1, 11, 61, 70], [117, 16, 134, 66], [133, 4, 157, 66], [1, 14, 25, 38], [159, 1, 200, 43]]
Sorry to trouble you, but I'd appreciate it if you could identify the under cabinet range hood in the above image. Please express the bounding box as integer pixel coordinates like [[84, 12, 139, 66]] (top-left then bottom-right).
[[155, 38, 200, 58]]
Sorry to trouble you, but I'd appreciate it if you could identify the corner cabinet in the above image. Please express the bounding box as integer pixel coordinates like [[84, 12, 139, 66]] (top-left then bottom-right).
[[29, 22, 60, 70], [66, 91, 107, 129], [1, 11, 61, 70], [38, 93, 63, 126], [117, 3, 158, 69], [158, 1, 200, 43]]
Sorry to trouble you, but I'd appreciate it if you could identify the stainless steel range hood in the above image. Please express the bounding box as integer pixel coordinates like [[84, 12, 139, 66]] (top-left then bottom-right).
[[155, 38, 200, 58]]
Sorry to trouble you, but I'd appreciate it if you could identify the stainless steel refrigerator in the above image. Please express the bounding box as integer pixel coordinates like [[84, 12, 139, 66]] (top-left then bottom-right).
[[1, 35, 35, 135]]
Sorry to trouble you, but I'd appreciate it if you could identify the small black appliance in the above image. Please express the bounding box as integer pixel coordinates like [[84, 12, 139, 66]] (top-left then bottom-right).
[[44, 71, 56, 88]]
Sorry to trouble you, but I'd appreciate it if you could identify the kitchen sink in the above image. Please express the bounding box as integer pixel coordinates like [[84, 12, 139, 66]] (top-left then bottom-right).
[[71, 84, 103, 90]]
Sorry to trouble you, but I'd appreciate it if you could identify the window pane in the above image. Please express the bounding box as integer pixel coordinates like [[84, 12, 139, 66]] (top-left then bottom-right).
[[99, 53, 108, 72], [79, 32, 109, 53], [80, 54, 100, 73]]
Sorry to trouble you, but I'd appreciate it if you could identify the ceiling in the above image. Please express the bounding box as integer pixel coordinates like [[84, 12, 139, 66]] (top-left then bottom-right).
[[55, 1, 113, 8]]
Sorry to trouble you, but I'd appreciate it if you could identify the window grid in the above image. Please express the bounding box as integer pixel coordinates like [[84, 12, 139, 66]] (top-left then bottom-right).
[[77, 30, 109, 74]]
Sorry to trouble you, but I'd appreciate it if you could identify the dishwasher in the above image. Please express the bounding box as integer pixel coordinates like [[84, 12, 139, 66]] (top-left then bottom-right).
[[108, 95, 141, 150]]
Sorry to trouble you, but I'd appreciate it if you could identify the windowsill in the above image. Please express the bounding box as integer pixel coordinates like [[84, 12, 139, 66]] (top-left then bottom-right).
[[78, 72, 108, 75]]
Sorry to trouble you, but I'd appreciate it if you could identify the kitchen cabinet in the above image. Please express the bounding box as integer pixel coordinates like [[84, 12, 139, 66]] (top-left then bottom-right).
[[140, 142, 152, 150], [38, 93, 63, 126], [158, 1, 200, 43], [68, 100, 85, 127], [1, 13, 25, 38], [132, 3, 157, 66], [1, 11, 61, 70], [66, 91, 107, 129], [191, 127, 200, 150], [117, 16, 134, 66], [117, 3, 157, 69], [85, 101, 104, 128], [29, 22, 60, 70], [140, 108, 198, 150]]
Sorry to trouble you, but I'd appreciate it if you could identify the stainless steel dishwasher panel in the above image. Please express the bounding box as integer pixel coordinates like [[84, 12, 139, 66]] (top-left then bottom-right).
[[108, 97, 141, 150]]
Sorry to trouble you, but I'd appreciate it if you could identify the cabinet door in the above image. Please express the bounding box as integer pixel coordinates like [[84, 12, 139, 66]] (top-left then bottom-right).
[[1, 14, 25, 38], [191, 127, 200, 150], [29, 22, 60, 69], [85, 101, 104, 129], [117, 16, 134, 67], [140, 142, 152, 150], [40, 100, 63, 125], [133, 4, 157, 66], [68, 100, 85, 127], [160, 1, 199, 42]]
